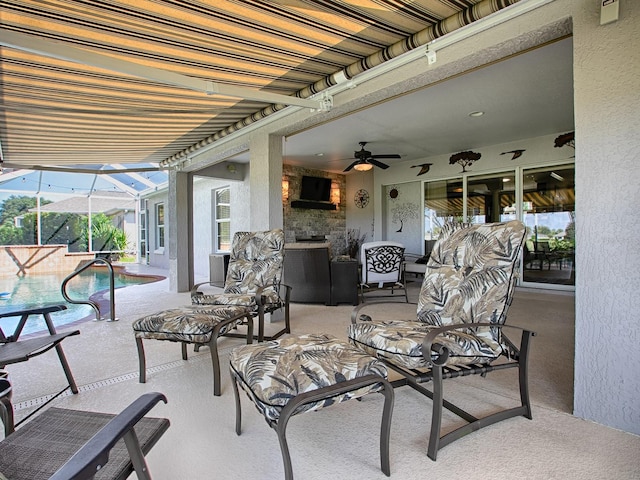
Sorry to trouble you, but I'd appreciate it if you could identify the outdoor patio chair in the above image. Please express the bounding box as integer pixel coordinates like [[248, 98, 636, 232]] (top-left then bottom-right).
[[0, 387, 169, 480], [191, 229, 292, 342], [348, 220, 536, 460], [359, 241, 408, 303], [0, 304, 79, 426]]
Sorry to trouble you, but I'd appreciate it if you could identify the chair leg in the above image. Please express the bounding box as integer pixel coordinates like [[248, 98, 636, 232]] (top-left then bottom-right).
[[274, 415, 295, 480], [245, 314, 254, 344], [53, 343, 79, 394], [181, 342, 188, 360], [207, 337, 222, 397], [379, 381, 394, 477], [257, 307, 265, 342], [518, 330, 534, 419], [427, 365, 444, 461], [136, 337, 147, 384], [231, 373, 242, 435], [123, 429, 153, 480], [0, 396, 14, 437]]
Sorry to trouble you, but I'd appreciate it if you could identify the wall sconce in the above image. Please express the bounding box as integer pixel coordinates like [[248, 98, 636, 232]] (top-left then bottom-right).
[[330, 182, 340, 205], [282, 177, 289, 200]]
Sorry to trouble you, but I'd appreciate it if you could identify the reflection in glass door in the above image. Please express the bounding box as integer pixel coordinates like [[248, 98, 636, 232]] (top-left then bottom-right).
[[466, 171, 516, 224], [423, 164, 575, 288], [423, 178, 463, 257], [522, 165, 575, 286]]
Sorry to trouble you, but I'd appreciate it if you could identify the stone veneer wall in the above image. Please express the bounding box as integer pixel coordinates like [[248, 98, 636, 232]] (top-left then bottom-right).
[[0, 245, 95, 276], [282, 165, 346, 257]]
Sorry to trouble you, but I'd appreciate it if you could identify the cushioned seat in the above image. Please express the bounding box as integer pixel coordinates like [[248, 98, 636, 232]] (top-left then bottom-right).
[[349, 319, 503, 370], [229, 334, 394, 480], [191, 229, 291, 342], [133, 305, 252, 396], [348, 221, 535, 461]]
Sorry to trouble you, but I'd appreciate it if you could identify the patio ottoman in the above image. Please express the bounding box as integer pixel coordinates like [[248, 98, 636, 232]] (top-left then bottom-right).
[[133, 305, 252, 396], [229, 333, 394, 480]]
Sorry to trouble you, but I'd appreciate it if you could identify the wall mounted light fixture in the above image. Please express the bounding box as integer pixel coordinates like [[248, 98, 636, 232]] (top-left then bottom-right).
[[330, 182, 340, 205], [282, 177, 289, 200]]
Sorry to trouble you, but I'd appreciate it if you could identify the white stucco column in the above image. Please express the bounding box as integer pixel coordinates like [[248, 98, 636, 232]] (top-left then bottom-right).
[[572, 0, 640, 434], [168, 169, 193, 292], [249, 134, 283, 230]]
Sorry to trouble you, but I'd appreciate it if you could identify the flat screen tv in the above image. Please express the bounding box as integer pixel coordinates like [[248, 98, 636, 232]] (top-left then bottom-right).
[[300, 176, 331, 202]]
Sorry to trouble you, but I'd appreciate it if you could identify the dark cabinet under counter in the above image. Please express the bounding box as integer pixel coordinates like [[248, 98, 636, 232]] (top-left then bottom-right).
[[329, 260, 359, 306]]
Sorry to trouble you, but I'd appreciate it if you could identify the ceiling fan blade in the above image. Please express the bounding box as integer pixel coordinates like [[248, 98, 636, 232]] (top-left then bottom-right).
[[370, 154, 401, 159], [368, 159, 389, 169], [343, 160, 359, 172]]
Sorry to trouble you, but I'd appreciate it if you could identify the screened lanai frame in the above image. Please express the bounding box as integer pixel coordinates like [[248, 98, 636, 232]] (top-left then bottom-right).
[[0, 164, 168, 259]]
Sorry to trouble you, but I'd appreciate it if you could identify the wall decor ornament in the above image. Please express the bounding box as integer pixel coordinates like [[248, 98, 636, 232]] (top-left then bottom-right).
[[354, 189, 369, 208], [391, 202, 419, 233], [449, 150, 481, 172], [500, 149, 526, 160], [389, 187, 399, 199], [554, 131, 575, 149], [411, 163, 433, 175]]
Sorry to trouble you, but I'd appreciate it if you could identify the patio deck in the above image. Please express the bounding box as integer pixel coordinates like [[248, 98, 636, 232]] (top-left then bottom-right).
[[3, 266, 639, 479]]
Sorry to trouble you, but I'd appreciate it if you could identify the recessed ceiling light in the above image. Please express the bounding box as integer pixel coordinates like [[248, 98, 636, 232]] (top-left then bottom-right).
[[468, 111, 484, 117], [316, 153, 324, 156]]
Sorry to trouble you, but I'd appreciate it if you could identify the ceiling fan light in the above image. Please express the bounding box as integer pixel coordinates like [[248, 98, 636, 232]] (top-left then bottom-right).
[[353, 162, 373, 171]]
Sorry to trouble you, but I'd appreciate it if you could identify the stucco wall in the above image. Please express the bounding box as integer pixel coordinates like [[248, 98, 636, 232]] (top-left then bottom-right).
[[570, 0, 640, 434]]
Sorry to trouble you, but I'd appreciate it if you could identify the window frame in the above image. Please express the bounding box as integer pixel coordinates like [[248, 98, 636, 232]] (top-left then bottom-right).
[[213, 187, 231, 253], [155, 202, 165, 252]]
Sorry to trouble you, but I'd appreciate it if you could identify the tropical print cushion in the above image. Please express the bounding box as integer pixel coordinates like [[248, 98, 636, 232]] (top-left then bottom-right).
[[350, 221, 525, 368], [224, 229, 284, 295], [192, 229, 285, 307], [348, 320, 502, 369], [133, 305, 249, 343], [229, 334, 388, 422], [417, 221, 525, 345], [191, 290, 282, 308]]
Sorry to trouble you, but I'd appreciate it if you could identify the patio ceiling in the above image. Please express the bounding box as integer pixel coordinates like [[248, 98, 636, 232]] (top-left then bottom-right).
[[0, 0, 519, 170]]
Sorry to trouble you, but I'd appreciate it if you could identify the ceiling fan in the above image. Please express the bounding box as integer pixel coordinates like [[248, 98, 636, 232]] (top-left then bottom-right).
[[343, 142, 401, 172]]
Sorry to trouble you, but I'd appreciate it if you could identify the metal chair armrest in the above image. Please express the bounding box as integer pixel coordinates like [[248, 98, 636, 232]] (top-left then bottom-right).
[[49, 392, 168, 480], [422, 323, 536, 366]]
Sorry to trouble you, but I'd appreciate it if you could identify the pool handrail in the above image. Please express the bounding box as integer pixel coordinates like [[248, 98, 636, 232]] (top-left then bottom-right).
[[61, 258, 116, 321]]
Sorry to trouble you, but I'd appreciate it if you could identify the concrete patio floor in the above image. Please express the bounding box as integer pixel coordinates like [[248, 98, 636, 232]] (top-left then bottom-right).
[[4, 265, 639, 479]]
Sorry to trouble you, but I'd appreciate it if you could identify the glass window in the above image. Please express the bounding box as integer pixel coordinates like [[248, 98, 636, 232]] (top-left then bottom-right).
[[139, 200, 148, 262], [214, 188, 231, 252], [423, 163, 574, 288], [424, 178, 463, 255], [522, 165, 575, 286], [466, 171, 516, 224], [155, 203, 165, 250]]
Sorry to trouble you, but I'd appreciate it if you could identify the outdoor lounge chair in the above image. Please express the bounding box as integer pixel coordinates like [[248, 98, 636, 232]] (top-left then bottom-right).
[[191, 229, 292, 342], [348, 220, 535, 460], [359, 241, 408, 303], [0, 382, 169, 480], [0, 304, 79, 426]]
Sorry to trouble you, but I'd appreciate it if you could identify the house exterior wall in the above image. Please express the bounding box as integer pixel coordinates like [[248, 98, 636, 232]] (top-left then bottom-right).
[[169, 0, 640, 435], [570, 0, 639, 435]]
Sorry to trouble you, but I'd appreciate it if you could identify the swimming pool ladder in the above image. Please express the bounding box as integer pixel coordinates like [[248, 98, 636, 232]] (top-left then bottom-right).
[[61, 258, 116, 321]]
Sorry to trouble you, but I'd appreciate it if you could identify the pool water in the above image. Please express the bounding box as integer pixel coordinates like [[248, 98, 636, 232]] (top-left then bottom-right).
[[0, 268, 162, 335]]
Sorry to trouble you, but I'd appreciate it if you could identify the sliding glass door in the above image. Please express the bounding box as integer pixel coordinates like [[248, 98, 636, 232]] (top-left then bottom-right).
[[521, 165, 575, 286], [423, 163, 575, 288]]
